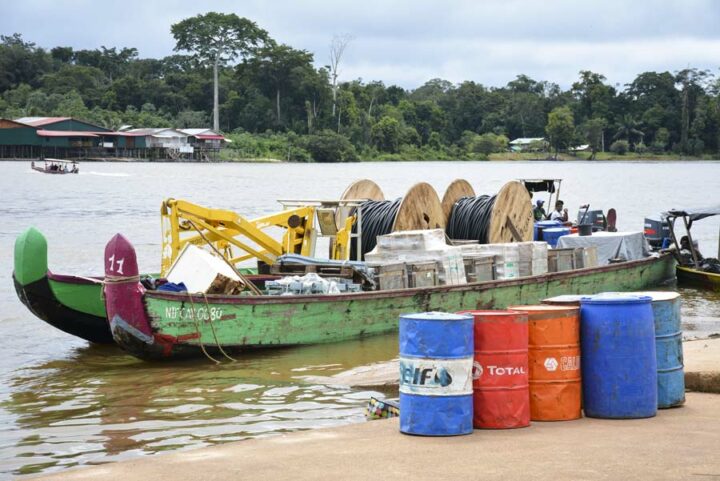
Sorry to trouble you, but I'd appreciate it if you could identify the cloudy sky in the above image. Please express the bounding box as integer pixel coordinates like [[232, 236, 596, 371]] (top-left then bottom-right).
[[2, 0, 719, 89]]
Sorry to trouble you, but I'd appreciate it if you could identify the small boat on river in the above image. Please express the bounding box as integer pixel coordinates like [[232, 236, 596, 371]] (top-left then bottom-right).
[[664, 205, 720, 291], [31, 159, 79, 174]]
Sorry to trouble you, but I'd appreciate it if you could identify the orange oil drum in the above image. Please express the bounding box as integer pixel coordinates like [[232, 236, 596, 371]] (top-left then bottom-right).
[[459, 310, 530, 429], [508, 305, 582, 421], [541, 295, 585, 307]]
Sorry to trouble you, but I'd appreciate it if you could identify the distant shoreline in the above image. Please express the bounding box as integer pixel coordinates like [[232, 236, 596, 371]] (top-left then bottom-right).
[[2, 155, 717, 163]]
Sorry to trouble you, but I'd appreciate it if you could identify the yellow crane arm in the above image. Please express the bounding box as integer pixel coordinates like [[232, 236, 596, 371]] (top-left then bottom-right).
[[160, 198, 316, 276]]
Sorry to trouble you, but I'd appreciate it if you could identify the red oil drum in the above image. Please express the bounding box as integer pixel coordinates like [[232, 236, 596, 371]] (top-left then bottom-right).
[[508, 305, 582, 421], [459, 310, 530, 429]]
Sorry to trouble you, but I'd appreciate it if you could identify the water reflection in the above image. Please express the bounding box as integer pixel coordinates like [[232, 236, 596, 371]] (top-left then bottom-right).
[[1, 335, 398, 477]]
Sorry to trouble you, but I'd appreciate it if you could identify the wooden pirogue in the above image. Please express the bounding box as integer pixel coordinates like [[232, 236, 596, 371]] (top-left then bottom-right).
[[103, 230, 676, 361], [508, 304, 582, 421]]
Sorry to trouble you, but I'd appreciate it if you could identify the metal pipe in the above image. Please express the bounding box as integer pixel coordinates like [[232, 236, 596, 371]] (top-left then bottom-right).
[[681, 215, 700, 269]]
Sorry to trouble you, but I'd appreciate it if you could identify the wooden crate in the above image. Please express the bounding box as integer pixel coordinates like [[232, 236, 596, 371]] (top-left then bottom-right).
[[270, 262, 355, 279], [548, 248, 575, 272], [463, 255, 496, 283], [408, 260, 439, 288], [368, 262, 408, 291]]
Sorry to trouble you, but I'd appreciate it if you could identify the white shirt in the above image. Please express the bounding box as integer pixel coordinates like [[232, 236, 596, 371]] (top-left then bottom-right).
[[550, 210, 565, 221]]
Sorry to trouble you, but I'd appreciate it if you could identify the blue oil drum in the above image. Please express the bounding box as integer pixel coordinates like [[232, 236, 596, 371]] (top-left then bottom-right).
[[629, 291, 685, 408], [399, 312, 474, 436], [534, 220, 562, 241], [543, 227, 571, 248], [580, 295, 657, 419]]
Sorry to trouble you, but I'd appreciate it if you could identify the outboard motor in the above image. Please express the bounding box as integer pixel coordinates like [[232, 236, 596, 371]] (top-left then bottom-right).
[[576, 210, 606, 231], [644, 216, 671, 248]]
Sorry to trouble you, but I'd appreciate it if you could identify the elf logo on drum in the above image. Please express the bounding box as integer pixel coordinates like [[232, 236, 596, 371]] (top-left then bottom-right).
[[473, 362, 526, 378], [400, 363, 453, 387]]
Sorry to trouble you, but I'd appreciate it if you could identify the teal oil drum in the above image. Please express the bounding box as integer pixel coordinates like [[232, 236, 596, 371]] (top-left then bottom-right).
[[580, 295, 657, 419], [629, 291, 685, 408], [399, 312, 474, 436]]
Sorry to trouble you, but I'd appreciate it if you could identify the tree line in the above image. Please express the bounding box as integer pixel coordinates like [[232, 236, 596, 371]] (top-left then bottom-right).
[[1, 13, 719, 161]]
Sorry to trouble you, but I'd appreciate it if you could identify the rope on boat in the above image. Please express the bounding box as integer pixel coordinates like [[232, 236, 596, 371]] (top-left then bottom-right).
[[103, 275, 142, 284], [186, 292, 221, 364], [446, 195, 497, 244], [202, 292, 237, 362], [186, 291, 237, 363]]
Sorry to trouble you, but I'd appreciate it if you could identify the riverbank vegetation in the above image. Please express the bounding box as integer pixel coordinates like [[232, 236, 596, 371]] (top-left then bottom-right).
[[1, 13, 719, 162]]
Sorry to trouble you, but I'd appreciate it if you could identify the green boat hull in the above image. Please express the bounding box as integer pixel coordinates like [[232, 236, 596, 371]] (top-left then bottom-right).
[[105, 230, 676, 361], [13, 227, 113, 344]]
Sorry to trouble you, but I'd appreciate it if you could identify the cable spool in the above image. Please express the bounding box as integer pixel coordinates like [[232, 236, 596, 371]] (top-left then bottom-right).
[[337, 179, 385, 230], [445, 180, 533, 244], [441, 179, 476, 222], [350, 182, 445, 259]]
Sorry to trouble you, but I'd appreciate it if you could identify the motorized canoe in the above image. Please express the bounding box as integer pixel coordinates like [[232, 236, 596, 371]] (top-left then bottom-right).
[[31, 159, 79, 174], [104, 233, 677, 362], [676, 265, 720, 291]]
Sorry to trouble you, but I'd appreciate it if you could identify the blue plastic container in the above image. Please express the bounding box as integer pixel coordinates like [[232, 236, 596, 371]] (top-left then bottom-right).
[[534, 220, 562, 241], [543, 227, 571, 247], [399, 312, 474, 436], [628, 291, 685, 408], [580, 295, 657, 419]]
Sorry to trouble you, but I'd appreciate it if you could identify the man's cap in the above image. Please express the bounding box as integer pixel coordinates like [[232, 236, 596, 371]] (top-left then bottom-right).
[[536, 200, 544, 206]]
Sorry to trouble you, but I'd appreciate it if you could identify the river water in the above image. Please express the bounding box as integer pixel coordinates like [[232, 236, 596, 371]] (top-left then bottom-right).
[[1, 160, 719, 478]]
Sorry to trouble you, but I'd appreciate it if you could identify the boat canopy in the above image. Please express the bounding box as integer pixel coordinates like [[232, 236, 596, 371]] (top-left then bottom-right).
[[664, 205, 720, 222], [519, 179, 561, 193]]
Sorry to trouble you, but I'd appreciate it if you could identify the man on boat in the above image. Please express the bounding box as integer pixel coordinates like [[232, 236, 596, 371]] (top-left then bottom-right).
[[533, 200, 547, 221], [550, 200, 569, 223]]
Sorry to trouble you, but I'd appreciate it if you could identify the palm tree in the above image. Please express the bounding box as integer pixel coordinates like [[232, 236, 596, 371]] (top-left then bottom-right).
[[613, 114, 645, 146]]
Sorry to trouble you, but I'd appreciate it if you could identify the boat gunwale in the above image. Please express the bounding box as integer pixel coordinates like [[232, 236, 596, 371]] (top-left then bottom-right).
[[144, 253, 674, 306], [47, 271, 103, 285], [676, 265, 720, 280]]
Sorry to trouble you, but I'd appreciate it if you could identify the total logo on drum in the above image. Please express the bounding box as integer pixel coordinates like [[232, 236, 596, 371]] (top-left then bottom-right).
[[473, 361, 526, 379]]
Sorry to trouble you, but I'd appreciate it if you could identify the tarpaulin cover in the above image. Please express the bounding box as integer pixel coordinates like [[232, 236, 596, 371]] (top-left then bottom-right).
[[556, 231, 651, 265]]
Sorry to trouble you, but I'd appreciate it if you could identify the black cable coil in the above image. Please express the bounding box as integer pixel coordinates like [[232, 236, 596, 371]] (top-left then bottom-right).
[[445, 195, 497, 244], [350, 198, 402, 260]]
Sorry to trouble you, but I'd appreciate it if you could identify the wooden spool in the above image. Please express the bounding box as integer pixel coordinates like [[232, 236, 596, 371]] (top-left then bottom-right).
[[392, 182, 446, 232], [337, 179, 385, 229], [340, 179, 385, 202], [487, 180, 534, 243], [442, 179, 476, 224]]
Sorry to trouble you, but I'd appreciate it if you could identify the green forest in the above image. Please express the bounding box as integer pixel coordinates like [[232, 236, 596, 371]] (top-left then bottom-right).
[[1, 12, 719, 162]]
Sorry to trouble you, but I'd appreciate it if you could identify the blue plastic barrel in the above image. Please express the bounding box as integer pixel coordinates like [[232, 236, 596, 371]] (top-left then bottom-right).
[[399, 312, 474, 436], [629, 291, 685, 408], [543, 227, 571, 247], [534, 220, 562, 241], [580, 295, 657, 419]]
